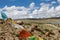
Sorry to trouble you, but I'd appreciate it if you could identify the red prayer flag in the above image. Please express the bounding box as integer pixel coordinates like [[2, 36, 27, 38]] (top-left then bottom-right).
[[19, 30, 32, 38]]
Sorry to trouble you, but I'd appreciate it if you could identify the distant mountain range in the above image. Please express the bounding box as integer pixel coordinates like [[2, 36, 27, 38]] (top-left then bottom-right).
[[15, 17, 60, 20]]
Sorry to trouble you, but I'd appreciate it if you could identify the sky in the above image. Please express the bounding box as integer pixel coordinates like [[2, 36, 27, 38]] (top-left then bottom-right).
[[0, 0, 60, 19]]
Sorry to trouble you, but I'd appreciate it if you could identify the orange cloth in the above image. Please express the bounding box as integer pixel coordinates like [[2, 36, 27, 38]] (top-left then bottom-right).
[[19, 30, 32, 38]]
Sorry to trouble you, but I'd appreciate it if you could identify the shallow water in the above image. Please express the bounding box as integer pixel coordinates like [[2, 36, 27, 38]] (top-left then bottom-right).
[[47, 22, 60, 24]]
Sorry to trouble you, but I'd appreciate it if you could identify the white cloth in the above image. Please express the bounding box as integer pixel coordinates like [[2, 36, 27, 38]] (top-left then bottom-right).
[[10, 23, 24, 29]]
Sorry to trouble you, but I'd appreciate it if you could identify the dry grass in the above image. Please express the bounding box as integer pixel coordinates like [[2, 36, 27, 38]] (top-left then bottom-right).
[[0, 19, 60, 40]]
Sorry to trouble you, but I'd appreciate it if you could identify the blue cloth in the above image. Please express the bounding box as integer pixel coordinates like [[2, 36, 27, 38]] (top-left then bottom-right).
[[1, 12, 7, 20]]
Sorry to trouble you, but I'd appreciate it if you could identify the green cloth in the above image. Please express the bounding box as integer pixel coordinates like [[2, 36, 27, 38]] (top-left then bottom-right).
[[29, 36, 36, 40]]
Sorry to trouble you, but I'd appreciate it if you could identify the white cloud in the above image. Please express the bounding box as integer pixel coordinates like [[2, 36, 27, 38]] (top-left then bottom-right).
[[47, 7, 56, 17], [32, 9, 38, 14], [57, 0, 60, 3], [29, 2, 35, 10], [55, 5, 60, 17], [55, 5, 60, 12], [51, 1, 56, 4], [0, 2, 60, 19]]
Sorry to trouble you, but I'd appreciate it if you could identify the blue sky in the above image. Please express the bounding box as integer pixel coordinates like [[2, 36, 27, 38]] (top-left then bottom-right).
[[0, 0, 60, 19], [0, 0, 58, 8]]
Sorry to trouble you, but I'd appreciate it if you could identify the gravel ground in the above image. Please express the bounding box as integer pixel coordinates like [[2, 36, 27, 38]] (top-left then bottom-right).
[[0, 22, 60, 40]]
